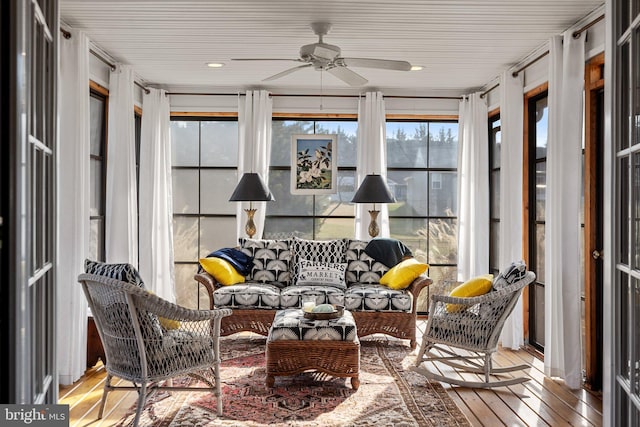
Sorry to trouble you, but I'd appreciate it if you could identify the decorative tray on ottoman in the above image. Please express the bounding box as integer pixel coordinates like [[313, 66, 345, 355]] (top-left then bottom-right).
[[303, 305, 344, 320]]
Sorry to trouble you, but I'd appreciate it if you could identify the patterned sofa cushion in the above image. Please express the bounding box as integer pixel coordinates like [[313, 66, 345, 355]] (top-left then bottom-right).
[[213, 282, 281, 309], [296, 259, 347, 290], [344, 284, 413, 312], [280, 285, 345, 308], [344, 239, 389, 286], [239, 238, 292, 287], [290, 237, 347, 284], [268, 308, 357, 341]]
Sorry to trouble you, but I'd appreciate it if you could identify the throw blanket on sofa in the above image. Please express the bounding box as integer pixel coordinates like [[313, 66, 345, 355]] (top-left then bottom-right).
[[364, 238, 413, 268]]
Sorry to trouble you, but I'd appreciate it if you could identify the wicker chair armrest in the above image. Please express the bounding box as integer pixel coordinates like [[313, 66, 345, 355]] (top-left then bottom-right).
[[405, 274, 432, 297], [431, 293, 493, 306], [194, 271, 220, 309], [78, 273, 232, 322], [142, 297, 233, 322]]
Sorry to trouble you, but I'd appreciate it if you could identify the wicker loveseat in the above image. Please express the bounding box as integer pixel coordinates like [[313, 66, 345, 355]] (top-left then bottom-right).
[[194, 237, 432, 349]]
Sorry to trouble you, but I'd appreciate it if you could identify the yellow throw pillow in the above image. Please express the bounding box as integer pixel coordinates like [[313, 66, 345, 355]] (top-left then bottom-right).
[[158, 317, 181, 331], [446, 274, 494, 313], [199, 257, 246, 286], [146, 291, 181, 330], [380, 258, 429, 290]]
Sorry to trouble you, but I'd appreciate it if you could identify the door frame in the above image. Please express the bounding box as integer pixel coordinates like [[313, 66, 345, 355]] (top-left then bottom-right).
[[584, 52, 605, 390]]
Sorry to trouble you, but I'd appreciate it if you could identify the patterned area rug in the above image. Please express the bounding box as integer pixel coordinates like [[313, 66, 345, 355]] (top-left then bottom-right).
[[116, 337, 470, 426]]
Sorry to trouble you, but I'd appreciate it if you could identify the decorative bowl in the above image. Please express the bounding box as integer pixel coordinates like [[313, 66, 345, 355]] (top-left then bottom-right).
[[303, 305, 344, 320]]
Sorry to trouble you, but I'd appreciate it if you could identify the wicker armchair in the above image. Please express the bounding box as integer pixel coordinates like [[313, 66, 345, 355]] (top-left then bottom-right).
[[78, 273, 232, 427], [412, 271, 536, 388]]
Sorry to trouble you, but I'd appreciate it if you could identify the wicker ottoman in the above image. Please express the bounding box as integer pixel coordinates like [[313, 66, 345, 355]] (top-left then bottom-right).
[[266, 308, 360, 390]]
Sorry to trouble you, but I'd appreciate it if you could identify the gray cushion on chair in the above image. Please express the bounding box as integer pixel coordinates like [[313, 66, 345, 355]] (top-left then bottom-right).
[[85, 259, 146, 288], [493, 260, 527, 289], [84, 260, 164, 340]]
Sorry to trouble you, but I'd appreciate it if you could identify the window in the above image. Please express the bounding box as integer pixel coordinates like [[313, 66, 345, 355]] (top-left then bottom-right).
[[488, 113, 501, 276], [266, 119, 358, 239], [89, 87, 108, 262], [170, 118, 238, 308], [386, 120, 459, 313], [134, 108, 141, 264], [526, 89, 548, 352]]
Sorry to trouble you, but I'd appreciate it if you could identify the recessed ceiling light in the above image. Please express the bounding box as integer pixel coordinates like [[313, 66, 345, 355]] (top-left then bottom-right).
[[206, 62, 225, 68], [410, 65, 424, 71]]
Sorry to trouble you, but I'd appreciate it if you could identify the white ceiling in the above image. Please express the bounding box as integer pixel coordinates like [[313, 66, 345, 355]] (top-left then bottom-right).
[[60, 0, 604, 95]]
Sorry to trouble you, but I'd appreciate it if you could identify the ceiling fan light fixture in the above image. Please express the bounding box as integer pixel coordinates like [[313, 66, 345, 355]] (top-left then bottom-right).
[[410, 65, 424, 71], [206, 62, 225, 68]]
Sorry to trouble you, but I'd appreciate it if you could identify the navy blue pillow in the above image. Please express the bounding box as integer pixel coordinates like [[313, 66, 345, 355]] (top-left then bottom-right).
[[364, 238, 413, 268], [201, 247, 254, 276]]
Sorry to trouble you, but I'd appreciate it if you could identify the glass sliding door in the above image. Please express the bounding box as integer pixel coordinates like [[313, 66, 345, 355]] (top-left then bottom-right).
[[611, 0, 640, 421], [2, 0, 58, 403]]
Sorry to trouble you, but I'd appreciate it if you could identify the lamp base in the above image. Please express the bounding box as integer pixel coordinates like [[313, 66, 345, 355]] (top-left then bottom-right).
[[368, 210, 380, 238], [244, 208, 257, 238]]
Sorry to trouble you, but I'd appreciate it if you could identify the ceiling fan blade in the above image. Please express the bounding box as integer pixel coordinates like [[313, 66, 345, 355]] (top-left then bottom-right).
[[327, 66, 368, 86], [263, 64, 313, 82], [231, 58, 303, 62], [340, 57, 412, 71]]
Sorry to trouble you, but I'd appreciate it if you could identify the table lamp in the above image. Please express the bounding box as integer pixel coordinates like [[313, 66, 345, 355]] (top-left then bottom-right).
[[229, 172, 274, 238], [351, 174, 396, 238]]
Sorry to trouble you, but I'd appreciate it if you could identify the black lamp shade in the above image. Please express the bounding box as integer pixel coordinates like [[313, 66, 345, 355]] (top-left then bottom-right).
[[351, 174, 396, 204], [229, 173, 274, 202]]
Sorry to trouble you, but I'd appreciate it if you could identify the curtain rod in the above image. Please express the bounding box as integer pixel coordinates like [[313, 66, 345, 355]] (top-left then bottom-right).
[[573, 14, 604, 38], [480, 83, 499, 99], [480, 12, 605, 93], [60, 28, 150, 94], [511, 50, 549, 77], [511, 13, 604, 77], [167, 92, 461, 100]]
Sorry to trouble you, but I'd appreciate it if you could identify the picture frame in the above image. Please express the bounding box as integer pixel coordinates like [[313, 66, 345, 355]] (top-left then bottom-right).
[[291, 134, 337, 195]]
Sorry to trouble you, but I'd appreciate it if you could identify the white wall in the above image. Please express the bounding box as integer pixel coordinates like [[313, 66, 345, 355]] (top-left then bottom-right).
[[168, 91, 460, 116]]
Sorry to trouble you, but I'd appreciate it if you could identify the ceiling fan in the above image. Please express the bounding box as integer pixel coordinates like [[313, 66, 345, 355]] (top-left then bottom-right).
[[231, 22, 412, 87]]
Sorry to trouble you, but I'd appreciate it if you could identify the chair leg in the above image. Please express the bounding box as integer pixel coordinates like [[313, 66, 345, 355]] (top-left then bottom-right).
[[484, 353, 492, 383], [132, 382, 148, 427], [214, 362, 222, 415], [213, 329, 223, 415], [97, 374, 112, 419], [415, 338, 433, 366]]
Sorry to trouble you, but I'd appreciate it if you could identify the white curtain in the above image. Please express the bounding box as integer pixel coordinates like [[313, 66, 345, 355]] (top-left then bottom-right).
[[57, 29, 90, 385], [105, 64, 138, 265], [355, 91, 389, 240], [139, 88, 175, 301], [544, 32, 584, 389], [498, 70, 525, 349], [237, 90, 273, 240], [456, 93, 489, 280]]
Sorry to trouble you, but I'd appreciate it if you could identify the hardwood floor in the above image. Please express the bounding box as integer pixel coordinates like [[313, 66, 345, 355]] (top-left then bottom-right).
[[59, 320, 603, 426]]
